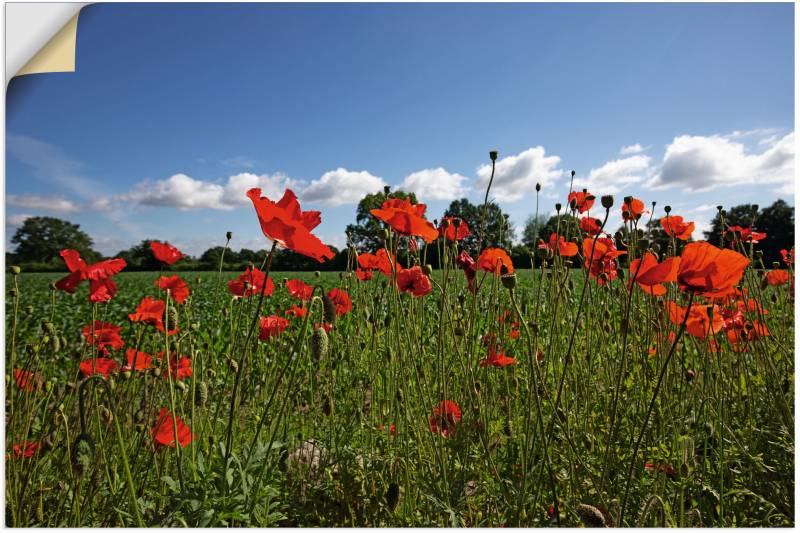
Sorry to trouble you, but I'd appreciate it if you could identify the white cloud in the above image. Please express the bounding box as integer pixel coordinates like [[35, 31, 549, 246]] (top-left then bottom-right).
[[6, 214, 32, 228], [7, 194, 81, 213], [400, 167, 469, 201], [647, 131, 794, 193], [574, 154, 652, 194], [475, 146, 563, 202], [221, 172, 303, 206], [123, 174, 228, 210], [620, 143, 649, 155], [301, 168, 386, 206]]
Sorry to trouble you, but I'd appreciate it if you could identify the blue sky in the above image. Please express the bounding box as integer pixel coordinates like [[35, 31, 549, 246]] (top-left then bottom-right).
[[6, 2, 795, 256]]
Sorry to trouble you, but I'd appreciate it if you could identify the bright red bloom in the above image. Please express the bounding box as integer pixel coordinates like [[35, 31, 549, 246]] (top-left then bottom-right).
[[479, 346, 517, 367], [151, 407, 194, 449], [583, 238, 626, 283], [396, 266, 433, 297], [765, 270, 790, 286], [259, 315, 290, 340], [660, 215, 695, 240], [725, 320, 770, 351], [781, 248, 794, 266], [621, 197, 646, 222], [439, 217, 471, 241], [79, 357, 119, 377], [428, 400, 461, 437], [228, 267, 274, 298], [7, 441, 40, 460], [355, 268, 374, 281], [477, 248, 514, 275], [128, 297, 178, 335], [676, 241, 749, 298], [567, 190, 595, 213], [82, 321, 124, 351], [628, 252, 680, 296], [358, 249, 395, 276], [456, 251, 478, 294], [285, 305, 309, 318], [286, 279, 314, 301], [538, 233, 579, 257], [157, 352, 192, 380], [579, 216, 602, 235], [54, 249, 126, 303], [156, 275, 190, 304], [376, 423, 397, 436], [247, 188, 335, 262], [666, 301, 724, 339], [327, 288, 352, 315], [150, 241, 184, 265], [726, 226, 767, 244], [14, 369, 42, 392], [370, 197, 439, 243], [122, 349, 153, 372]]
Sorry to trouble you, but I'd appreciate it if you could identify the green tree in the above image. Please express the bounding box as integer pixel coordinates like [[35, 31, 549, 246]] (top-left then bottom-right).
[[521, 214, 550, 249], [116, 240, 162, 271], [443, 198, 515, 255], [705, 199, 794, 265], [346, 190, 418, 252], [536, 214, 580, 244], [11, 216, 99, 265]]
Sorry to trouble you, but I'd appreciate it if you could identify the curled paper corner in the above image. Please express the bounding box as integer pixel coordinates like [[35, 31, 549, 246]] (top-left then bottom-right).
[[16, 12, 80, 77]]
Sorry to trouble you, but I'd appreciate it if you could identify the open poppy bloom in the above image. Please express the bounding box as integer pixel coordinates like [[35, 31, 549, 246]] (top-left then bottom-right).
[[156, 275, 190, 304], [151, 407, 194, 449], [247, 188, 335, 262], [538, 233, 579, 257], [621, 197, 646, 222], [567, 190, 595, 213], [456, 250, 478, 294], [726, 226, 767, 244], [286, 279, 314, 301], [666, 301, 724, 339], [370, 197, 439, 243], [122, 349, 153, 372], [628, 252, 680, 296], [765, 270, 790, 286], [479, 345, 517, 367], [477, 248, 514, 275], [259, 315, 290, 340], [439, 217, 471, 241], [54, 249, 126, 303], [660, 215, 695, 240], [396, 266, 432, 297], [7, 441, 40, 460], [150, 241, 184, 265], [725, 320, 770, 351], [358, 249, 395, 276], [781, 248, 794, 266], [82, 321, 125, 351], [429, 400, 461, 437], [228, 266, 274, 298], [676, 241, 749, 298], [128, 297, 178, 335], [583, 238, 626, 283], [157, 352, 192, 380], [14, 369, 43, 392], [579, 216, 602, 236], [285, 305, 309, 318], [327, 288, 352, 315], [79, 357, 119, 377], [355, 268, 374, 281]]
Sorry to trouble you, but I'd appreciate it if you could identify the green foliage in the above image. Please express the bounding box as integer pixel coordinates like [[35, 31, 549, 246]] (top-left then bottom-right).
[[443, 198, 515, 255], [705, 200, 795, 265], [10, 216, 99, 265]]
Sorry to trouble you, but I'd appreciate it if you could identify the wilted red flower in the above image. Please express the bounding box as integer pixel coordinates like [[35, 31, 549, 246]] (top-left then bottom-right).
[[726, 226, 767, 244], [7, 441, 40, 460], [538, 233, 578, 257], [150, 241, 184, 265], [583, 238, 626, 283], [259, 315, 290, 340], [286, 279, 314, 301], [429, 400, 461, 437], [479, 346, 517, 367], [628, 252, 680, 296], [676, 241, 749, 298], [151, 407, 194, 449], [660, 215, 695, 240], [122, 349, 153, 372], [456, 251, 478, 294], [477, 248, 514, 275], [355, 268, 374, 281], [439, 217, 471, 241], [358, 249, 395, 276], [370, 197, 439, 243], [82, 321, 124, 351], [327, 288, 352, 315], [55, 249, 126, 303], [766, 270, 790, 286], [644, 462, 678, 480], [14, 369, 42, 392], [247, 188, 335, 262], [228, 267, 274, 298], [621, 197, 646, 222], [156, 275, 190, 304], [128, 297, 178, 335], [567, 190, 595, 213], [157, 352, 192, 380], [396, 266, 433, 297], [79, 357, 119, 377], [579, 216, 602, 236], [285, 305, 309, 318], [666, 301, 724, 339], [781, 248, 794, 266]]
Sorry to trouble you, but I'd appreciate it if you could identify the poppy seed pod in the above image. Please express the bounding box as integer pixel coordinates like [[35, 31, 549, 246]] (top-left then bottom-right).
[[311, 327, 329, 360], [422, 264, 433, 276], [664, 205, 672, 214], [601, 195, 614, 209], [226, 231, 233, 240], [384, 185, 391, 195], [379, 228, 390, 241], [10, 265, 20, 275], [314, 271, 321, 278], [536, 182, 541, 192], [555, 203, 562, 213], [322, 294, 337, 324], [489, 150, 498, 161], [175, 380, 187, 392], [501, 273, 517, 290]]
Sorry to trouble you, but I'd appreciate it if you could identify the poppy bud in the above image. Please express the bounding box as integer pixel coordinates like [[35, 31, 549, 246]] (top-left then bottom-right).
[[384, 185, 391, 195], [555, 203, 562, 213], [152, 367, 162, 378], [10, 265, 20, 275], [226, 231, 233, 240], [664, 205, 673, 214], [501, 273, 517, 290], [322, 294, 337, 324], [685, 368, 696, 382], [623, 196, 633, 206], [536, 182, 541, 192], [489, 150, 498, 161], [575, 504, 605, 528], [601, 195, 614, 209], [50, 335, 61, 353], [72, 434, 95, 476], [100, 406, 114, 425], [227, 358, 239, 373], [422, 264, 433, 276], [379, 228, 390, 241], [315, 271, 321, 278], [311, 327, 329, 360]]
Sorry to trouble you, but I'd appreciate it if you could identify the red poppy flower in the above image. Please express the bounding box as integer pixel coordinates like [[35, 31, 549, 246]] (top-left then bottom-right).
[[54, 250, 126, 303], [579, 216, 602, 236], [781, 248, 794, 266], [315, 322, 333, 333], [456, 250, 478, 294], [82, 321, 124, 351], [259, 315, 290, 340], [157, 352, 192, 380], [151, 407, 194, 449], [510, 322, 520, 340], [725, 320, 770, 351], [376, 423, 397, 436], [583, 238, 626, 283], [150, 241, 184, 265], [228, 266, 274, 298], [79, 357, 119, 377], [156, 275, 190, 304], [676, 241, 749, 298], [370, 197, 439, 243], [247, 188, 335, 262], [355, 268, 374, 281], [7, 441, 40, 460], [286, 279, 314, 301], [285, 305, 309, 318], [128, 297, 179, 335], [438, 217, 471, 241], [644, 462, 678, 480], [14, 369, 42, 392], [396, 266, 433, 297], [358, 249, 395, 276], [765, 270, 790, 286], [567, 190, 595, 213], [122, 349, 153, 372], [621, 197, 646, 222], [660, 215, 695, 240], [726, 226, 767, 244], [666, 301, 724, 339], [628, 252, 680, 296], [428, 400, 461, 437], [479, 346, 517, 367], [477, 248, 514, 275], [538, 233, 579, 257], [327, 288, 352, 315]]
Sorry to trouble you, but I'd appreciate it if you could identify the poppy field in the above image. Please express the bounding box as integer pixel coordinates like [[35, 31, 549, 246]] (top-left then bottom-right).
[[4, 158, 796, 527]]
